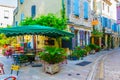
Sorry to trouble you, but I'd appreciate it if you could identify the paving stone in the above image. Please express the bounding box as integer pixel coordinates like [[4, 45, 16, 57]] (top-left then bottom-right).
[[0, 49, 119, 80]]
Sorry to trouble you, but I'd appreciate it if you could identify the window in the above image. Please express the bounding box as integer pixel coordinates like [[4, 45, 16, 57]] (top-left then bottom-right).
[[108, 6, 109, 13], [20, 0, 24, 4], [4, 10, 9, 19], [103, 3, 104, 10], [67, 0, 71, 17], [1, 23, 3, 26], [73, 0, 79, 16], [21, 13, 24, 21], [31, 5, 36, 18], [15, 21, 18, 26], [84, 1, 88, 20]]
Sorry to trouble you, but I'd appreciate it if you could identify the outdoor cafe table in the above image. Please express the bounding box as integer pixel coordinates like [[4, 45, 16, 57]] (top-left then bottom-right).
[[12, 53, 22, 65], [25, 53, 35, 64]]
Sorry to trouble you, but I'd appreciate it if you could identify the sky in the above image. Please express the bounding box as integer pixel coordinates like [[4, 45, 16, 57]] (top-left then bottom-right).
[[0, 0, 17, 7]]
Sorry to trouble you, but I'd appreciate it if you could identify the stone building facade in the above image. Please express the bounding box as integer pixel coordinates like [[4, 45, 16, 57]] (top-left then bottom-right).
[[66, 0, 92, 49]]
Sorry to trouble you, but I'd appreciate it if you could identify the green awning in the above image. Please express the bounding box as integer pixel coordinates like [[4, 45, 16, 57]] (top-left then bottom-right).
[[0, 25, 74, 38]]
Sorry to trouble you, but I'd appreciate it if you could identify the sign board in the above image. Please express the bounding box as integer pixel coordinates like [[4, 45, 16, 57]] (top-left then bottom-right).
[[11, 64, 20, 76], [91, 20, 99, 26], [11, 65, 20, 71]]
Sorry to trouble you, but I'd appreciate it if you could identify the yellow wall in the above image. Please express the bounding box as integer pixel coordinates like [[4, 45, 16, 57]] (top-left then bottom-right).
[[36, 36, 59, 49]]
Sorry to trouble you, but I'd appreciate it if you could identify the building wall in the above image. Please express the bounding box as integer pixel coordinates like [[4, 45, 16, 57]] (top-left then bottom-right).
[[14, 0, 62, 25], [66, 0, 92, 48], [110, 0, 117, 20], [14, 0, 63, 49], [69, 0, 92, 28], [0, 5, 15, 28]]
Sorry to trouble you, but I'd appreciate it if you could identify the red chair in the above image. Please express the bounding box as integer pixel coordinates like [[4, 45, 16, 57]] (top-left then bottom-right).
[[0, 63, 5, 75], [4, 76, 16, 80]]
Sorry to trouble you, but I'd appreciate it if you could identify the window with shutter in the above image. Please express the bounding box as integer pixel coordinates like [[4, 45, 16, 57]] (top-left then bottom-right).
[[15, 21, 18, 26], [31, 5, 36, 18], [112, 24, 114, 31], [73, 0, 79, 16], [20, 0, 24, 4], [114, 23, 117, 32], [21, 13, 24, 21], [67, 0, 71, 17], [101, 17, 105, 27], [84, 1, 88, 20]]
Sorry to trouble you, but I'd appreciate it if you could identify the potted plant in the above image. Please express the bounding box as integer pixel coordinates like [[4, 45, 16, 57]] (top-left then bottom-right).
[[89, 44, 97, 54], [95, 45, 101, 52], [78, 49, 87, 60], [39, 46, 66, 74], [84, 46, 91, 55], [69, 46, 81, 60], [69, 46, 87, 60]]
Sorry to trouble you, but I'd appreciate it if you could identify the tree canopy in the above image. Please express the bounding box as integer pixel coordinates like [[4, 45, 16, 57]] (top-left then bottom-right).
[[20, 14, 67, 30]]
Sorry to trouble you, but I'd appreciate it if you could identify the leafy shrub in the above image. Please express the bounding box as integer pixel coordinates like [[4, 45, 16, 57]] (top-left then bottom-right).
[[39, 46, 66, 64], [71, 46, 87, 59], [89, 44, 97, 50]]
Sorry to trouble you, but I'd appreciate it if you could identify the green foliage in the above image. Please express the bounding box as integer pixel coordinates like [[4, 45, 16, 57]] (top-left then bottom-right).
[[85, 46, 91, 52], [92, 30, 103, 37], [0, 34, 16, 47], [20, 17, 36, 25], [20, 14, 67, 30], [71, 46, 87, 59], [89, 44, 101, 51], [19, 55, 28, 63], [39, 46, 67, 64], [95, 45, 101, 51], [61, 0, 66, 19], [89, 44, 97, 50], [79, 49, 87, 57], [36, 14, 67, 30]]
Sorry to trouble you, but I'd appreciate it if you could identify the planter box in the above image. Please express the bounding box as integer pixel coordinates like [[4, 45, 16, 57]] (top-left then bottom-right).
[[43, 63, 60, 75], [67, 56, 79, 60], [90, 50, 95, 54]]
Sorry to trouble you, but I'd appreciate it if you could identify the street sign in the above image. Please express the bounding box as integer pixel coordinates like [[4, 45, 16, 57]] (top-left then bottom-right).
[[11, 64, 20, 76], [11, 65, 20, 71]]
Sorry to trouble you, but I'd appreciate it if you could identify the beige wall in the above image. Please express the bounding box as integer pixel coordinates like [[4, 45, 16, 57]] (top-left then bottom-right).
[[14, 0, 62, 24], [69, 0, 92, 29]]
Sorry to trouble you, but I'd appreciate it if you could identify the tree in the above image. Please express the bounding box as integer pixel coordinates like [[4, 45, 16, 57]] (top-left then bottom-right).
[[20, 13, 67, 30], [20, 17, 36, 26]]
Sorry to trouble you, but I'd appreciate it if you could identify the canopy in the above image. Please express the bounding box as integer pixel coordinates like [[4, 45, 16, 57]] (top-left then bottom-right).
[[0, 25, 74, 38]]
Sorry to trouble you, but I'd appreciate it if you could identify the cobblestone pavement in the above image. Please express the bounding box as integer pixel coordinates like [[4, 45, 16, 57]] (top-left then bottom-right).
[[0, 49, 118, 80], [104, 48, 120, 80]]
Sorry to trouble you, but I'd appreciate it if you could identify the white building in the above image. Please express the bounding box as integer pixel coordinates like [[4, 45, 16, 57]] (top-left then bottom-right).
[[92, 0, 119, 48], [0, 5, 15, 28]]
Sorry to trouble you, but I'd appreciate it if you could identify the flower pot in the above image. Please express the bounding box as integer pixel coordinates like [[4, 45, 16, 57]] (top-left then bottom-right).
[[43, 63, 60, 75], [68, 56, 79, 60], [81, 57, 84, 60], [90, 50, 95, 54]]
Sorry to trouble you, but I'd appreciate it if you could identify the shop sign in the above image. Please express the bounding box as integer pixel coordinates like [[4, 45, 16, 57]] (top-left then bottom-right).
[[91, 20, 99, 26], [11, 65, 20, 71], [11, 64, 20, 76]]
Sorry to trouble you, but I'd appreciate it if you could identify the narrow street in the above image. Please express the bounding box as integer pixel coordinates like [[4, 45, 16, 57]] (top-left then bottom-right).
[[0, 48, 120, 80], [104, 48, 120, 80], [92, 48, 120, 80]]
